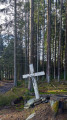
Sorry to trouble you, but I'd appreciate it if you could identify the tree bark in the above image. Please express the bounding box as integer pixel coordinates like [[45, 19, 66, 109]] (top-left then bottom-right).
[[14, 0, 17, 86], [64, 2, 67, 80], [28, 0, 34, 90], [54, 0, 57, 79], [58, 0, 63, 82], [29, 0, 34, 64], [46, 0, 51, 83]]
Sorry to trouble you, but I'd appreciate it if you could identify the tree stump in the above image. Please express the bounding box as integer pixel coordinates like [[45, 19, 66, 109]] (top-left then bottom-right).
[[50, 95, 67, 116]]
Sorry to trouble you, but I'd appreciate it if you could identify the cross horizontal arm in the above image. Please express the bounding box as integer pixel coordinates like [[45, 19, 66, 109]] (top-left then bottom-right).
[[23, 71, 45, 79]]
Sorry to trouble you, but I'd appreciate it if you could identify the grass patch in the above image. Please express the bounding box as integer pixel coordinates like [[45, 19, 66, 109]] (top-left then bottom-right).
[[0, 80, 67, 107], [38, 80, 67, 95], [0, 86, 31, 107]]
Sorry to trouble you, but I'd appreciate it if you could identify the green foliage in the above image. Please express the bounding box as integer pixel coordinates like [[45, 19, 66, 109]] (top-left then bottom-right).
[[0, 86, 29, 107], [34, 0, 45, 26], [38, 80, 67, 95], [17, 80, 23, 86], [24, 2, 30, 12], [0, 92, 17, 106]]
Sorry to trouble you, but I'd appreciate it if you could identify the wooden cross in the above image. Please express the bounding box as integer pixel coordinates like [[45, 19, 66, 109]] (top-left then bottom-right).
[[23, 64, 45, 99]]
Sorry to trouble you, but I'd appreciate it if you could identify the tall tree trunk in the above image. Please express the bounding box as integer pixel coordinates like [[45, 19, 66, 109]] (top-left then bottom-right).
[[33, 24, 37, 72], [54, 0, 57, 79], [27, 0, 29, 73], [25, 10, 28, 87], [37, 1, 39, 81], [64, 2, 67, 80], [29, 0, 34, 64], [14, 0, 17, 86], [46, 0, 51, 83], [28, 0, 34, 90], [42, 0, 45, 72], [58, 0, 62, 82]]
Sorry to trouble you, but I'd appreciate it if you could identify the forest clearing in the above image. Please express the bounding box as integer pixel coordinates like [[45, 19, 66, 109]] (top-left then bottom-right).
[[0, 0, 67, 120]]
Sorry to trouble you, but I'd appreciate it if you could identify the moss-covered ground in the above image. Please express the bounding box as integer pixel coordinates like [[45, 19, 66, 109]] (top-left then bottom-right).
[[0, 80, 67, 108], [0, 80, 67, 120], [38, 80, 67, 95], [0, 81, 31, 107]]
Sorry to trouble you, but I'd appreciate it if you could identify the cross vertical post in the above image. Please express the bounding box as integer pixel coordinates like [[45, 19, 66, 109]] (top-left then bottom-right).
[[23, 64, 45, 100], [29, 64, 40, 99]]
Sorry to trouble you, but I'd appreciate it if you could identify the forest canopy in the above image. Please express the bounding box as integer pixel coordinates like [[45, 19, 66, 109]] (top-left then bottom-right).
[[0, 0, 67, 85]]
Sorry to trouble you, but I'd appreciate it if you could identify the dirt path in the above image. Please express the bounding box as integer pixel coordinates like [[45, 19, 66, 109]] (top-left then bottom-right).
[[0, 81, 14, 94]]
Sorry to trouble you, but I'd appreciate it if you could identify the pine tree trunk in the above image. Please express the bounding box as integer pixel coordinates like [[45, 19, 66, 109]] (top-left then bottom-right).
[[29, 0, 34, 64], [28, 0, 34, 90], [54, 0, 57, 79], [25, 11, 27, 74], [42, 0, 45, 73], [64, 2, 67, 80], [37, 2, 39, 81], [46, 0, 51, 83], [14, 0, 17, 86], [58, 0, 62, 82]]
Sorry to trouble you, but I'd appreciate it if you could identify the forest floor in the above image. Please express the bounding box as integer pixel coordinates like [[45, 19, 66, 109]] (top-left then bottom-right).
[[0, 80, 67, 120], [0, 102, 67, 120]]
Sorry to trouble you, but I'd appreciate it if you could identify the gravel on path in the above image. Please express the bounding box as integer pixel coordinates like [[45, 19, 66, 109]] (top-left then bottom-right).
[[0, 82, 14, 94]]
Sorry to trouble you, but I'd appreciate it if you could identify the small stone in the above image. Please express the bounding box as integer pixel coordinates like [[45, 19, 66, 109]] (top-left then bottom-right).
[[26, 113, 36, 120], [24, 98, 42, 109], [24, 98, 35, 109]]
